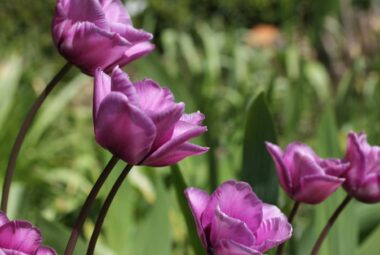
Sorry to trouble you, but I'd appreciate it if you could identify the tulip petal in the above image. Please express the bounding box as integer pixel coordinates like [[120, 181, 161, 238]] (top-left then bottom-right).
[[354, 173, 380, 203], [145, 143, 208, 167], [210, 207, 255, 248], [99, 0, 132, 25], [184, 188, 210, 247], [283, 142, 319, 164], [0, 249, 25, 255], [59, 22, 131, 75], [35, 246, 57, 255], [134, 79, 185, 149], [216, 240, 262, 255], [254, 204, 292, 252], [0, 221, 42, 254], [144, 121, 207, 165], [148, 102, 185, 151], [261, 204, 288, 221], [95, 92, 156, 164], [296, 175, 344, 204], [118, 42, 156, 67], [180, 111, 205, 125], [292, 151, 326, 182], [67, 0, 108, 29], [0, 212, 9, 227], [320, 159, 350, 177], [283, 142, 321, 179], [202, 180, 263, 234], [109, 24, 153, 42], [265, 142, 293, 194], [344, 132, 367, 190], [365, 148, 380, 174], [134, 79, 175, 112], [110, 67, 138, 105], [94, 69, 112, 120]]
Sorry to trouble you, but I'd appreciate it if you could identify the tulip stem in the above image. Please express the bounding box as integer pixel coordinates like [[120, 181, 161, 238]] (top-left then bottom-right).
[[276, 201, 301, 255], [1, 62, 72, 213], [310, 195, 352, 255], [86, 164, 134, 255], [64, 156, 119, 255]]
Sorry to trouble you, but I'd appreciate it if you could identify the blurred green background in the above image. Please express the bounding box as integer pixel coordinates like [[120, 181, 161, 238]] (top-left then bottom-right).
[[1, 0, 380, 254]]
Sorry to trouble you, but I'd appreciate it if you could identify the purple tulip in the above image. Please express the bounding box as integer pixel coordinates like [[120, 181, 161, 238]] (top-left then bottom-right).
[[343, 132, 380, 203], [185, 180, 292, 255], [266, 142, 349, 204], [52, 0, 155, 75], [0, 211, 56, 255], [93, 67, 208, 166]]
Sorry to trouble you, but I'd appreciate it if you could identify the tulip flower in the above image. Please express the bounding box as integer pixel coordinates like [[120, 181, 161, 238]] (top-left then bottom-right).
[[0, 211, 56, 254], [93, 67, 208, 166], [343, 131, 380, 203], [52, 0, 155, 75], [185, 180, 292, 255], [266, 142, 349, 204]]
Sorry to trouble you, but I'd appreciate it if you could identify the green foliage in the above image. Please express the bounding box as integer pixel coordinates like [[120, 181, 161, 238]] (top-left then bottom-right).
[[241, 92, 278, 204]]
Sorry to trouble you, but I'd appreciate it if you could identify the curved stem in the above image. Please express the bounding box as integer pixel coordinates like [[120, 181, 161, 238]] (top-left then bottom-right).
[[86, 164, 134, 255], [1, 62, 72, 212], [64, 156, 119, 255], [276, 201, 301, 255], [310, 195, 352, 255]]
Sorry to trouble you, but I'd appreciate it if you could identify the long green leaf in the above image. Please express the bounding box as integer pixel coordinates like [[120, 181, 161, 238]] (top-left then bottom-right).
[[241, 92, 278, 204], [170, 165, 206, 255], [356, 225, 380, 255]]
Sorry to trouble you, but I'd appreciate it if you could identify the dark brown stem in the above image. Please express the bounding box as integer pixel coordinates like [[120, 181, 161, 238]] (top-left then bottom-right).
[[287, 201, 301, 224], [64, 156, 119, 255], [1, 62, 72, 212], [310, 195, 352, 255], [86, 164, 134, 255], [276, 201, 301, 255]]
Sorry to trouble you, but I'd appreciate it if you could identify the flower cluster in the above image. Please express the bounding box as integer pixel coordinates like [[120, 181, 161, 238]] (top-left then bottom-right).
[[266, 131, 380, 205], [4, 0, 380, 254]]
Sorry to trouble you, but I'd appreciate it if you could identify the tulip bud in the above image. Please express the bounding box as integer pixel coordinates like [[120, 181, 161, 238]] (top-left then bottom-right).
[[52, 0, 155, 75], [0, 211, 56, 254], [266, 142, 349, 204], [343, 132, 380, 203], [185, 180, 292, 255], [93, 67, 208, 166]]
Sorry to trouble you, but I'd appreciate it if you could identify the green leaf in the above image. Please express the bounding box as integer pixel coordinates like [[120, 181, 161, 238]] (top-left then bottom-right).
[[240, 92, 278, 204], [170, 165, 206, 255], [356, 225, 380, 255]]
